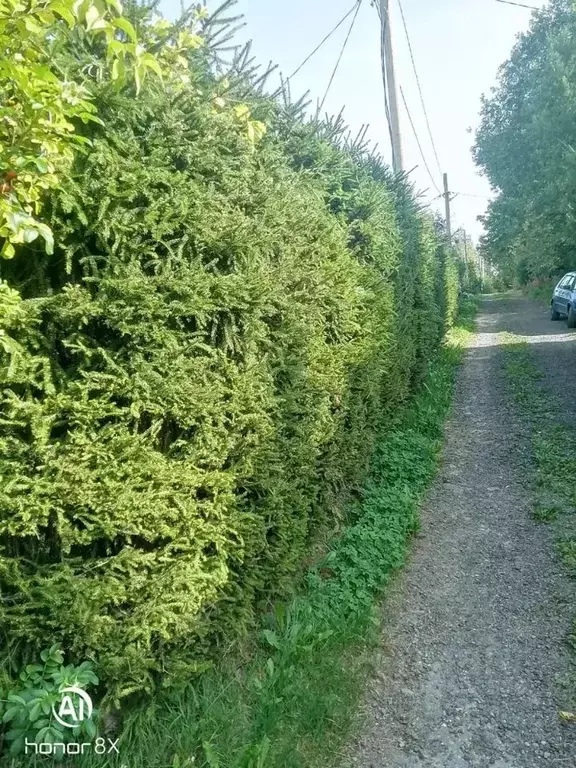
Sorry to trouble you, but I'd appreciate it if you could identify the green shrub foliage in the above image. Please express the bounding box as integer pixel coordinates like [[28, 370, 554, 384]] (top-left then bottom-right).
[[0, 7, 458, 699]]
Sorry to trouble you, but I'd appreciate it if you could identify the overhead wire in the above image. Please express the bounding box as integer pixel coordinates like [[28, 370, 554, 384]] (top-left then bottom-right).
[[319, 0, 364, 113], [285, 1, 361, 83], [452, 191, 492, 200], [400, 86, 441, 193], [374, 1, 440, 189], [495, 0, 539, 9], [396, 0, 443, 178], [430, 190, 492, 202]]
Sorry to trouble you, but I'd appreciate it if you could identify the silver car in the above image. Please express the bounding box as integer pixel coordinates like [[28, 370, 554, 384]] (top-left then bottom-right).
[[551, 272, 576, 328]]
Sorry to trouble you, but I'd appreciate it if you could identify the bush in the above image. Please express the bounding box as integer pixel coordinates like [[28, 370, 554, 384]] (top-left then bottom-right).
[[0, 645, 98, 757], [0, 11, 459, 701]]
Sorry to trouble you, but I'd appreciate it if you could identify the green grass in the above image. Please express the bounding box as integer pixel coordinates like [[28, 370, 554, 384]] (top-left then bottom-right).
[[503, 337, 576, 517], [2, 299, 478, 768], [524, 279, 556, 306], [502, 335, 576, 709]]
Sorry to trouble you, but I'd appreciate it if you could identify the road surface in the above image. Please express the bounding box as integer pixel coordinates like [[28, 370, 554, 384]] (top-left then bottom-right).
[[346, 294, 576, 768]]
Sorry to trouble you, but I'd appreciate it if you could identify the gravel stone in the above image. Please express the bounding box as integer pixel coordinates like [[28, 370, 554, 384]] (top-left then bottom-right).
[[344, 295, 576, 768]]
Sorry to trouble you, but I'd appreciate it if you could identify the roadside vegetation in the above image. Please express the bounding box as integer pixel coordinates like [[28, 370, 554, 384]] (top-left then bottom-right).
[[0, 0, 477, 763], [474, 0, 576, 287], [525, 279, 556, 306], [16, 300, 477, 768], [503, 335, 576, 716]]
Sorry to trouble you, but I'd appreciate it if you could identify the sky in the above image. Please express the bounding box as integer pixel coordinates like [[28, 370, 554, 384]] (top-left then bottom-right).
[[162, 0, 549, 242]]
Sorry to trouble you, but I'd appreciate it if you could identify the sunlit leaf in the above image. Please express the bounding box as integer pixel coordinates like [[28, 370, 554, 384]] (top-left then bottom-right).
[[112, 16, 136, 41], [49, 2, 75, 26], [140, 52, 162, 78]]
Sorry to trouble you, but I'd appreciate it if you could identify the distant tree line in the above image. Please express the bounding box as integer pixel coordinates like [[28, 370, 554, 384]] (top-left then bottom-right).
[[474, 0, 576, 285]]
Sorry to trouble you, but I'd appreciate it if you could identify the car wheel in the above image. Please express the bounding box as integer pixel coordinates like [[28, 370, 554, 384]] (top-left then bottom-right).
[[568, 305, 576, 328], [551, 303, 561, 321]]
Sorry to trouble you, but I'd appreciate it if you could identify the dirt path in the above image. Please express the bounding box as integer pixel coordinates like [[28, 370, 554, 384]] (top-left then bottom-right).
[[346, 295, 576, 768]]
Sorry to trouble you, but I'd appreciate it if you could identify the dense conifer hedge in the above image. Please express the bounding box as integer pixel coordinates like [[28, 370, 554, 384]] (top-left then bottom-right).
[[0, 3, 458, 699]]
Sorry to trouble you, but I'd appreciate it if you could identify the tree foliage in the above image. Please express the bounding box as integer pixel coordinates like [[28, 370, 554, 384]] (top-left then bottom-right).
[[474, 0, 576, 284], [0, 0, 204, 259]]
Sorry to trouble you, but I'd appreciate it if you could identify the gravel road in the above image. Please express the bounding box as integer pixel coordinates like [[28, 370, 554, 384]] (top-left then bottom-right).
[[346, 295, 576, 768]]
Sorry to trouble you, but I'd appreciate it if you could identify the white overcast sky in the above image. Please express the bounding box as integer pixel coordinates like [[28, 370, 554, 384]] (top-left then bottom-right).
[[162, 0, 549, 242]]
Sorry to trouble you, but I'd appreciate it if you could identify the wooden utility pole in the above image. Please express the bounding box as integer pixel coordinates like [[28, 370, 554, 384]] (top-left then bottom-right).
[[443, 173, 452, 243], [380, 0, 403, 174], [462, 228, 470, 283]]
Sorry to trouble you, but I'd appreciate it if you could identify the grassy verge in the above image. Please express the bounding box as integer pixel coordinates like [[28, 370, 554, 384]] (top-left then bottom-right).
[[502, 334, 576, 713], [6, 300, 477, 768], [524, 279, 556, 306]]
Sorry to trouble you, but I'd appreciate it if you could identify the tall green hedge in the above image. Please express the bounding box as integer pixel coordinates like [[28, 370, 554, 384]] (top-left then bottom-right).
[[0, 11, 458, 700]]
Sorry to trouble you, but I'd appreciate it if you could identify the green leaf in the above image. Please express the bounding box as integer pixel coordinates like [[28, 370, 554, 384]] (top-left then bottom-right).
[[134, 62, 145, 95], [71, 135, 93, 147], [255, 735, 271, 768], [2, 706, 21, 723], [50, 724, 65, 740], [23, 16, 42, 34], [33, 157, 49, 173], [21, 227, 39, 245], [84, 717, 96, 738], [50, 2, 75, 26], [36, 223, 54, 254], [8, 733, 25, 756], [84, 4, 102, 31], [202, 742, 220, 768], [140, 52, 162, 78], [1, 242, 15, 259], [5, 726, 26, 742], [7, 694, 27, 706], [233, 104, 250, 121], [111, 55, 126, 85], [78, 112, 105, 125], [112, 16, 137, 41], [262, 629, 281, 649], [28, 702, 43, 722], [35, 725, 51, 743]]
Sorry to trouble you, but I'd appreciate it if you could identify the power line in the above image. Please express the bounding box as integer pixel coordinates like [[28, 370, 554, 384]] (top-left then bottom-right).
[[396, 0, 443, 178], [374, 1, 438, 183], [398, 90, 437, 192], [452, 191, 492, 200], [286, 1, 361, 82], [319, 0, 363, 113], [399, 85, 441, 193], [428, 190, 492, 205], [495, 0, 539, 9]]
